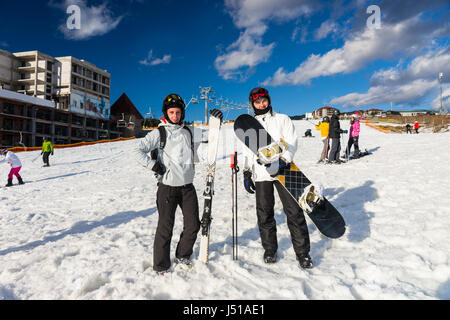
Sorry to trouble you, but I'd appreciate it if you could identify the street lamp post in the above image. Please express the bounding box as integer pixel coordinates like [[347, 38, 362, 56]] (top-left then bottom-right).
[[439, 72, 446, 115]]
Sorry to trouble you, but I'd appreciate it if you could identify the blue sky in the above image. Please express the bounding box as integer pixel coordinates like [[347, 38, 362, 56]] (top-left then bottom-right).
[[1, 0, 449, 122]]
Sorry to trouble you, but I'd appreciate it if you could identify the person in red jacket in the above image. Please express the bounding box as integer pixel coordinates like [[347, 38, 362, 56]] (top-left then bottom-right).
[[414, 121, 419, 134]]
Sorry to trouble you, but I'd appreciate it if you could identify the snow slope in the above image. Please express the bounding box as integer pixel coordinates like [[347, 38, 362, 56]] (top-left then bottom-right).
[[0, 120, 449, 300]]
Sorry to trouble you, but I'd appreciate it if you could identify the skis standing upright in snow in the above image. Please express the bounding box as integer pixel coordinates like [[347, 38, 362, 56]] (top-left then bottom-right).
[[198, 110, 223, 263]]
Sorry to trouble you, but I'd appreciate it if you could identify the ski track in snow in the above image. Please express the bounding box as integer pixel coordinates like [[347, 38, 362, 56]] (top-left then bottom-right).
[[0, 121, 449, 300]]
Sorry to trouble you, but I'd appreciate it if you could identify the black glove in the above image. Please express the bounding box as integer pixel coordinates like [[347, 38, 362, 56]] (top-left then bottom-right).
[[342, 130, 348, 134], [209, 109, 223, 122], [243, 170, 256, 194], [41, 152, 43, 155], [151, 161, 166, 176], [51, 151, 54, 156]]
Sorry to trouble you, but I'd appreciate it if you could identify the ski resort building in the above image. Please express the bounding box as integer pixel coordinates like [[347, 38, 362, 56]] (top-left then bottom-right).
[[313, 106, 339, 119], [110, 93, 144, 138], [0, 49, 122, 148], [0, 89, 121, 148]]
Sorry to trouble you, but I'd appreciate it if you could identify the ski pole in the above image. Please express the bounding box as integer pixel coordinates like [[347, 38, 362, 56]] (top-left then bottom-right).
[[31, 153, 41, 163], [230, 151, 239, 260]]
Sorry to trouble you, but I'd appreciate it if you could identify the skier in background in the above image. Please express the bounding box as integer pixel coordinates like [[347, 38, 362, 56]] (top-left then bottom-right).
[[406, 123, 412, 134], [344, 115, 360, 159], [0, 149, 24, 187], [315, 116, 330, 163], [241, 87, 313, 269], [328, 110, 346, 164], [135, 93, 222, 274], [414, 121, 420, 134], [41, 137, 54, 167]]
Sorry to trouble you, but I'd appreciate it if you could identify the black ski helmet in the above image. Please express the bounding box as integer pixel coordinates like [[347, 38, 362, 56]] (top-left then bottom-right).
[[162, 93, 186, 123], [249, 87, 271, 108], [323, 116, 330, 123]]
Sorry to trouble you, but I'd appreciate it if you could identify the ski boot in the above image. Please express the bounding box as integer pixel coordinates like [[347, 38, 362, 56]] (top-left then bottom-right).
[[263, 252, 277, 264], [297, 253, 313, 269], [5, 178, 13, 187], [174, 257, 193, 269], [18, 177, 25, 185]]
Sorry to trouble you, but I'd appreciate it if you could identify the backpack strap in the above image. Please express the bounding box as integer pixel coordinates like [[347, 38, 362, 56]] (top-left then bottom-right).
[[151, 126, 167, 160]]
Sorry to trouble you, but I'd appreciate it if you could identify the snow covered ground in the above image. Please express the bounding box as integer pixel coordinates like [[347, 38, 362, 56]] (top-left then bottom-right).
[[0, 120, 449, 300]]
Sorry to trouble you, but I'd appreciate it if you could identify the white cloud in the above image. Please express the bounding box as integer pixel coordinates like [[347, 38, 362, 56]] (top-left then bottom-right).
[[329, 48, 450, 108], [314, 20, 338, 40], [51, 0, 123, 40], [263, 14, 449, 86], [215, 0, 316, 80], [139, 50, 171, 66]]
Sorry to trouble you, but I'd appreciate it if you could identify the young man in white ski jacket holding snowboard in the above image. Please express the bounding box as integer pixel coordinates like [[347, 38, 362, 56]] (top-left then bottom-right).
[[136, 94, 222, 274], [241, 87, 313, 269]]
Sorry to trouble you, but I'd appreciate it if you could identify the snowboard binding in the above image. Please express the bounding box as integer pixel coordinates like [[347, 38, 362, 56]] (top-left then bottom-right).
[[299, 184, 324, 214]]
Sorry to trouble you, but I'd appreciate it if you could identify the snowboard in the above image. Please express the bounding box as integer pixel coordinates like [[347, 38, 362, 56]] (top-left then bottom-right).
[[198, 113, 222, 263], [349, 149, 371, 160], [234, 114, 346, 239]]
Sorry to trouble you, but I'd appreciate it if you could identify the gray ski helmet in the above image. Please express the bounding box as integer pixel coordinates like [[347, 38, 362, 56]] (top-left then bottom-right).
[[249, 87, 271, 107], [162, 93, 186, 122]]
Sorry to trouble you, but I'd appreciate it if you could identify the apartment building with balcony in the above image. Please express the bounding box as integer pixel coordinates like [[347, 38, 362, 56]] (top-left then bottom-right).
[[0, 49, 120, 148], [0, 49, 111, 119]]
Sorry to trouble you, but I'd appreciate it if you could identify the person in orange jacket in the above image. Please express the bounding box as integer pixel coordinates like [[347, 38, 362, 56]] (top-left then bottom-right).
[[315, 116, 330, 163]]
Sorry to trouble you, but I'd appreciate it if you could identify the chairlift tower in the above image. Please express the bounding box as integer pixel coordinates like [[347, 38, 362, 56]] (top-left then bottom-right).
[[200, 86, 214, 124]]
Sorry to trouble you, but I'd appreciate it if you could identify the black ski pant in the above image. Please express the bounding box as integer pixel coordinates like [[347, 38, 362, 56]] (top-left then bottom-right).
[[346, 136, 360, 158], [329, 138, 341, 161], [42, 152, 51, 166], [153, 183, 200, 272], [255, 180, 310, 258]]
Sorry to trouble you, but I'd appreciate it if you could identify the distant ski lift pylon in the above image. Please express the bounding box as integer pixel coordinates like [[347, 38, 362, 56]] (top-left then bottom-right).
[[117, 113, 126, 128]]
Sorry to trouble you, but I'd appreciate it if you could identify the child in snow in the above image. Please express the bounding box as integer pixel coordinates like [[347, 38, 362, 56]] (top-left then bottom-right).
[[241, 87, 313, 269], [0, 149, 24, 187], [315, 116, 330, 163], [41, 137, 54, 167], [135, 93, 222, 274], [344, 115, 360, 159]]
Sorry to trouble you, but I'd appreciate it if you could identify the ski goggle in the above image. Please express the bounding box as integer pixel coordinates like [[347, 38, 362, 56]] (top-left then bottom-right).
[[250, 88, 269, 101]]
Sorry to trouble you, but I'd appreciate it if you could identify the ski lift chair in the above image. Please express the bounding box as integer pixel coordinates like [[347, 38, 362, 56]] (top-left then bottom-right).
[[127, 116, 135, 130], [117, 113, 126, 128]]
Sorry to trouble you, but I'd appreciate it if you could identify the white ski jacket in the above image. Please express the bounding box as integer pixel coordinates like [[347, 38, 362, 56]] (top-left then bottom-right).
[[135, 122, 195, 187], [242, 111, 298, 182], [0, 151, 22, 168]]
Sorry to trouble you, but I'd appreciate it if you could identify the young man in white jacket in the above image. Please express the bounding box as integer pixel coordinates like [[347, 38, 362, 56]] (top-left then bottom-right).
[[241, 87, 313, 269], [136, 94, 222, 274], [0, 149, 25, 186]]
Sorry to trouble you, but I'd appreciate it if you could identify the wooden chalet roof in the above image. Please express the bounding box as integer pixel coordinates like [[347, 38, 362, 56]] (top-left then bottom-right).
[[110, 93, 144, 120]]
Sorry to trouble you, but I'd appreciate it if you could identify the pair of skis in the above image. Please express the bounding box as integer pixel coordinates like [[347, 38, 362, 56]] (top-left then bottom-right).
[[198, 113, 239, 263]]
